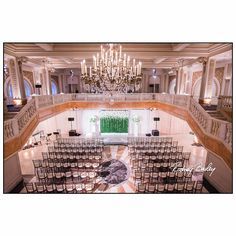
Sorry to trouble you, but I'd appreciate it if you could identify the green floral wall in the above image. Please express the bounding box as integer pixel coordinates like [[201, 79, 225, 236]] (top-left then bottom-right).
[[100, 116, 129, 133]]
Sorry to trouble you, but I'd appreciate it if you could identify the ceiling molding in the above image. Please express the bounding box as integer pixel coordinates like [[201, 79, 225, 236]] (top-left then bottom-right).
[[4, 43, 232, 71], [172, 44, 190, 51], [35, 44, 54, 51]]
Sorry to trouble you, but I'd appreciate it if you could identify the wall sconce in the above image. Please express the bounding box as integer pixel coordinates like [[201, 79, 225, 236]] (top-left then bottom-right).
[[13, 98, 22, 106], [204, 97, 212, 105]]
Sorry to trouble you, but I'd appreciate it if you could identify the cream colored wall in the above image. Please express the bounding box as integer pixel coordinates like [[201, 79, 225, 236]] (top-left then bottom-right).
[[4, 153, 22, 193], [204, 151, 232, 193], [32, 109, 192, 136]]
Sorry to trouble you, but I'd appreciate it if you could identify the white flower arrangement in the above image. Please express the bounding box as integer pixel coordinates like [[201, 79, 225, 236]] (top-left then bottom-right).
[[90, 115, 99, 123], [132, 115, 140, 123]]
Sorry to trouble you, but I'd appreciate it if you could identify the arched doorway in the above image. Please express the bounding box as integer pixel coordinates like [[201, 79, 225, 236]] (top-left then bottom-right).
[[169, 78, 176, 94], [4, 76, 33, 104], [192, 77, 220, 104], [51, 80, 58, 95]]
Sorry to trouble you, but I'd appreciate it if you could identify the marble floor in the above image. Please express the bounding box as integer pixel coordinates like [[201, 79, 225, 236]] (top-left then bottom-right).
[[19, 133, 208, 193]]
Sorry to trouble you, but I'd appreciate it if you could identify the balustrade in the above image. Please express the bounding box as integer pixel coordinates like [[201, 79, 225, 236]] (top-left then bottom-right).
[[4, 119, 18, 141], [173, 95, 189, 107], [4, 93, 232, 152], [155, 93, 174, 104], [15, 99, 37, 132], [52, 94, 64, 104], [217, 96, 232, 110], [188, 98, 210, 131], [34, 95, 53, 108]]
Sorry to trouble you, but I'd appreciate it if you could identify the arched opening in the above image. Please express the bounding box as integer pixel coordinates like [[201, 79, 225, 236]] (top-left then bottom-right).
[[6, 77, 33, 98], [51, 80, 58, 95], [192, 77, 220, 104], [169, 78, 176, 94]]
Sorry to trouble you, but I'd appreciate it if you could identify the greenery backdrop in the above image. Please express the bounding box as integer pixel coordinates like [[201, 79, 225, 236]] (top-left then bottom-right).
[[100, 116, 129, 133]]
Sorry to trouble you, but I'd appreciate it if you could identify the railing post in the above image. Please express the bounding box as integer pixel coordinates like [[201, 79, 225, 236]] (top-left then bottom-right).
[[34, 96, 39, 109], [218, 122, 227, 140], [171, 94, 174, 105], [206, 118, 212, 133], [217, 95, 222, 110], [187, 96, 191, 109], [12, 118, 19, 136], [52, 95, 55, 105]]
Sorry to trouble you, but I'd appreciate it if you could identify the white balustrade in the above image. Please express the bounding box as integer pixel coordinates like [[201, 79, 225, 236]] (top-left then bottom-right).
[[15, 99, 37, 132], [52, 94, 65, 104], [4, 119, 18, 141], [155, 93, 174, 104], [87, 94, 104, 101], [125, 93, 140, 101], [217, 96, 232, 110], [188, 98, 210, 132], [72, 93, 87, 101], [63, 94, 73, 102], [140, 93, 154, 100], [4, 93, 232, 151], [34, 95, 53, 108], [225, 123, 232, 147], [173, 95, 189, 107]]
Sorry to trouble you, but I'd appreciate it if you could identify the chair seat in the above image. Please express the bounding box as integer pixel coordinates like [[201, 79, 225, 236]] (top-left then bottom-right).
[[81, 172, 88, 178], [75, 184, 84, 191]]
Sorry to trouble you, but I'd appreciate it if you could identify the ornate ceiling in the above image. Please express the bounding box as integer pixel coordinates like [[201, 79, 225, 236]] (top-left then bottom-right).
[[4, 43, 232, 70]]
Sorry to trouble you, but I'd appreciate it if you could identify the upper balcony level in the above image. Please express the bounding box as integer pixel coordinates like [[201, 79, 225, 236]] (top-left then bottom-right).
[[3, 93, 232, 169]]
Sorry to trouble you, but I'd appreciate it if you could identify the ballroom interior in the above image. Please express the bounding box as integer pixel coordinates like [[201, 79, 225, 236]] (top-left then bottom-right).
[[3, 43, 232, 194]]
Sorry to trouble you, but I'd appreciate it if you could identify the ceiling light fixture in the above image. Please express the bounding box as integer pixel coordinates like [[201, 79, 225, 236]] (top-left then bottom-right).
[[81, 44, 143, 93]]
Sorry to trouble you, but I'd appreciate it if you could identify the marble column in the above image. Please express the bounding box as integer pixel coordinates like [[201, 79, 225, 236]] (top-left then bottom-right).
[[62, 74, 68, 93], [40, 70, 47, 95], [77, 71, 82, 93], [198, 57, 209, 104], [186, 66, 193, 95], [175, 69, 179, 94], [58, 74, 63, 93], [179, 68, 186, 94], [43, 67, 52, 95], [227, 64, 232, 96], [164, 74, 169, 93], [145, 74, 149, 93], [3, 70, 8, 112], [16, 57, 27, 105], [8, 58, 21, 99], [160, 74, 167, 93], [220, 64, 228, 95], [33, 69, 41, 94], [206, 60, 216, 100]]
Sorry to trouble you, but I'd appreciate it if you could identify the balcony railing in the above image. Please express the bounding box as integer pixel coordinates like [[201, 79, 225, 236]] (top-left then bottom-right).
[[4, 93, 232, 152], [217, 96, 232, 110]]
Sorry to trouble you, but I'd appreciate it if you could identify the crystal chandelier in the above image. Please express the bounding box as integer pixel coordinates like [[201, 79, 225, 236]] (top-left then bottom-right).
[[81, 44, 142, 93]]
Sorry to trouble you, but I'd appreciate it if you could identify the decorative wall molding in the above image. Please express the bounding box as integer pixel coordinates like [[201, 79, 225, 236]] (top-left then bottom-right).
[[23, 70, 34, 88]]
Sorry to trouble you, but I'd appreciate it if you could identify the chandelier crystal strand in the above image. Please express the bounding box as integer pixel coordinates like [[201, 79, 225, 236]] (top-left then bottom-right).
[[81, 44, 142, 93]]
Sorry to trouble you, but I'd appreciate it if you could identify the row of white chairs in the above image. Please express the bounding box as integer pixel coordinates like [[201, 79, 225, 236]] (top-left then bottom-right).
[[24, 181, 96, 193], [35, 169, 100, 183], [33, 159, 101, 170], [42, 152, 103, 161], [131, 162, 184, 173], [56, 138, 104, 145], [127, 137, 173, 144], [136, 181, 203, 193], [133, 170, 193, 183], [130, 152, 190, 164]]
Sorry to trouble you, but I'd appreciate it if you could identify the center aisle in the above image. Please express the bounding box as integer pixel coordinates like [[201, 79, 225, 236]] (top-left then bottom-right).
[[102, 145, 136, 193]]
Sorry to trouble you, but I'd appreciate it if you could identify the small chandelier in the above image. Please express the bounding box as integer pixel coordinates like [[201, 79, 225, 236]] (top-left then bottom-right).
[[81, 44, 142, 93]]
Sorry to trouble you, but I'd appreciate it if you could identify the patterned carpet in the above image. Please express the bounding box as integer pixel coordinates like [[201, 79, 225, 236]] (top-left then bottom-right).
[[102, 145, 136, 193], [99, 159, 128, 184]]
